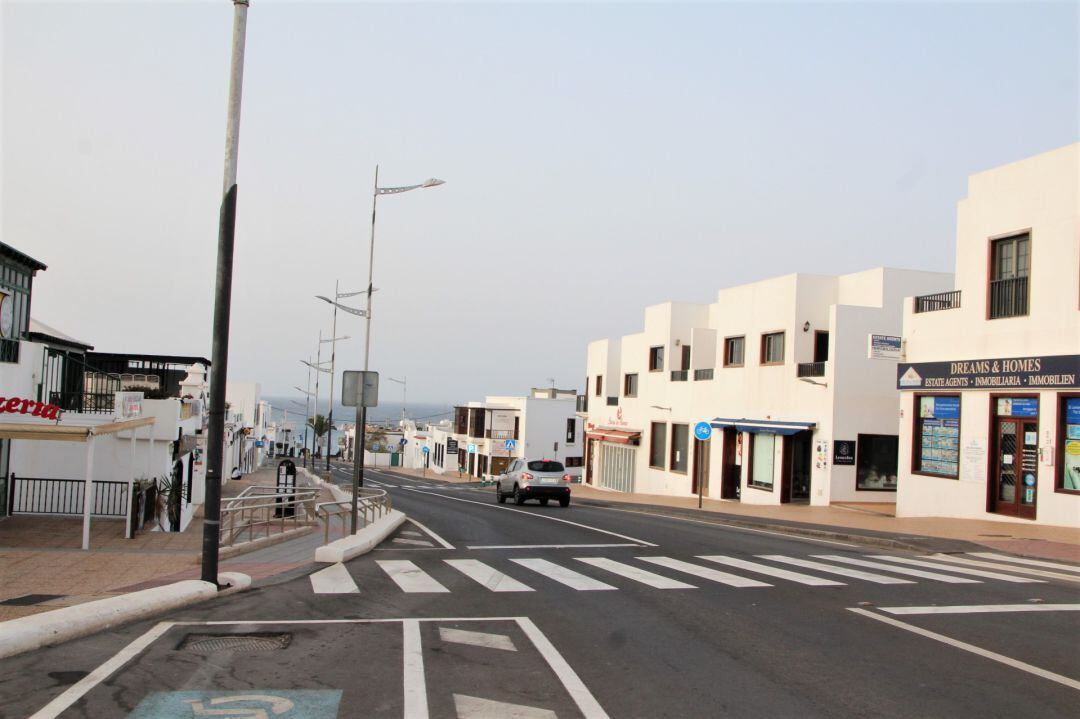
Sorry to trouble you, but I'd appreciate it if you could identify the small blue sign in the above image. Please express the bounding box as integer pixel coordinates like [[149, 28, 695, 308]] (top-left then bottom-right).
[[129, 690, 342, 719], [422, 446, 430, 454], [255, 440, 264, 448], [922, 396, 960, 420], [694, 422, 712, 441], [999, 397, 1039, 418], [372, 443, 381, 451], [400, 437, 408, 446], [467, 443, 477, 453], [504, 438, 517, 451], [1067, 398, 1080, 425], [1024, 474, 1036, 487]]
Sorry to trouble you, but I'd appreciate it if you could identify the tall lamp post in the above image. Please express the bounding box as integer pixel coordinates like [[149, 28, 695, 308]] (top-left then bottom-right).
[[293, 382, 313, 468], [315, 283, 358, 471], [388, 376, 407, 425]]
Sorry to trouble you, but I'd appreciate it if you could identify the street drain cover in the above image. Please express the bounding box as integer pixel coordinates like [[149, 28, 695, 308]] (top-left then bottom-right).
[[179, 633, 291, 653]]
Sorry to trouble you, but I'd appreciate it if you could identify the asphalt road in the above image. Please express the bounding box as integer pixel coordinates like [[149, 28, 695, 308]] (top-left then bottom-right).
[[2, 467, 1078, 718]]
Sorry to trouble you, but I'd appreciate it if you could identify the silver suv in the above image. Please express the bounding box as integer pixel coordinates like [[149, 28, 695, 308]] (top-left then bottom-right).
[[496, 458, 572, 507]]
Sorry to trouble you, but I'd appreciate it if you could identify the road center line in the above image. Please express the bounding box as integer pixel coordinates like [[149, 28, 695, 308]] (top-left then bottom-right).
[[402, 619, 429, 719], [879, 604, 1080, 616], [397, 487, 657, 546], [847, 608, 1080, 691]]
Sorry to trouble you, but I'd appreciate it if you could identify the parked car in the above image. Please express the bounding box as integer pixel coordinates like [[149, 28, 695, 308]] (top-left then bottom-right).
[[496, 458, 572, 507]]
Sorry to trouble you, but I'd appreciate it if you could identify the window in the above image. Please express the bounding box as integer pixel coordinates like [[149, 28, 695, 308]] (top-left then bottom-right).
[[749, 433, 775, 489], [565, 456, 584, 468], [989, 234, 1030, 319], [670, 424, 688, 473], [1058, 396, 1080, 494], [595, 375, 603, 397], [527, 460, 564, 472], [760, 332, 785, 365], [913, 395, 961, 478], [856, 434, 898, 491], [649, 346, 665, 372], [649, 422, 667, 468], [623, 373, 638, 397], [566, 418, 577, 444], [724, 336, 745, 367]]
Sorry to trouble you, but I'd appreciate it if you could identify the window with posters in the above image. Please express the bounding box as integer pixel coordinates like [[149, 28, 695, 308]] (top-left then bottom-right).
[[1059, 396, 1080, 493], [914, 395, 960, 478]]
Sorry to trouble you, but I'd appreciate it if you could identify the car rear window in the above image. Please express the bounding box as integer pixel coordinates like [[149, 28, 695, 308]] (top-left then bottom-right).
[[527, 460, 565, 472]]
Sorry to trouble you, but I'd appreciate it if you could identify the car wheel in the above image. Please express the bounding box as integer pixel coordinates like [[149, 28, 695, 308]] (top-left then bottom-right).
[[496, 483, 506, 503], [559, 497, 570, 508], [514, 485, 525, 505], [539, 498, 549, 506]]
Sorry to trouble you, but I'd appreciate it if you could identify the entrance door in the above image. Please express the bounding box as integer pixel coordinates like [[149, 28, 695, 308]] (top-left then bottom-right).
[[692, 439, 710, 496], [991, 417, 1038, 519], [814, 332, 829, 363], [784, 431, 812, 503], [720, 429, 740, 499]]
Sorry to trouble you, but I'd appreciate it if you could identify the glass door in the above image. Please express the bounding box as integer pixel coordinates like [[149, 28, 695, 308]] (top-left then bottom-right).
[[992, 418, 1038, 519]]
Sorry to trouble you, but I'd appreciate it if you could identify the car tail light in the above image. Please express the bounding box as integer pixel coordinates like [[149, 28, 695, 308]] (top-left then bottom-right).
[[521, 472, 534, 480], [562, 474, 572, 482]]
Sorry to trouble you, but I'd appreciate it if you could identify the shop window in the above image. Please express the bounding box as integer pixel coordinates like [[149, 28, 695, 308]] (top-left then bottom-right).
[[649, 422, 667, 468], [623, 373, 638, 398], [1058, 396, 1080, 494], [649, 346, 665, 372], [565, 456, 584, 468], [856, 434, 898, 490], [760, 332, 785, 365], [724, 336, 745, 367], [749, 433, 775, 489], [913, 395, 960, 478], [670, 424, 688, 474]]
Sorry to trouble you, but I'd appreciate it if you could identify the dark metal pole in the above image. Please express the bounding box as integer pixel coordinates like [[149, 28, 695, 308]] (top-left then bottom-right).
[[201, 0, 249, 587], [351, 404, 366, 533]]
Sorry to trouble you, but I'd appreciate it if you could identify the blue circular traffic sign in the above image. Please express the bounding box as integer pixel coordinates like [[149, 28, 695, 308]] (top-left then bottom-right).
[[694, 422, 713, 441]]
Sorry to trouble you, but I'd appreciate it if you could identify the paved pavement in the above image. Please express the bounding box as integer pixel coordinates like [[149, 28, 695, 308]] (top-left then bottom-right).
[[2, 467, 1078, 718]]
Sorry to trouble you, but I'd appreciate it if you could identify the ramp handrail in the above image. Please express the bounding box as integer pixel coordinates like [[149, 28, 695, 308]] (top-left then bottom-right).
[[218, 485, 319, 547], [316, 487, 392, 543]]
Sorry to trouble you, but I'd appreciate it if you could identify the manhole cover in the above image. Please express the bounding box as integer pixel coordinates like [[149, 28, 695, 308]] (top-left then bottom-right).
[[178, 633, 291, 653]]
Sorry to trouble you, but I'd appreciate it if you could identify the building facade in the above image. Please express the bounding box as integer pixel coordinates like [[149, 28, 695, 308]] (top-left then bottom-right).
[[582, 268, 953, 505], [896, 143, 1079, 527]]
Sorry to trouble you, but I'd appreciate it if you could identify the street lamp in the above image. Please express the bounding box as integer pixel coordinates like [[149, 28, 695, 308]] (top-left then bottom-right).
[[388, 376, 407, 425], [316, 285, 359, 472], [351, 167, 444, 512]]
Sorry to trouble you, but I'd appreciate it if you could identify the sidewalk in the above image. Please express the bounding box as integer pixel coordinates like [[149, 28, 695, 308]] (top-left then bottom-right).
[[0, 463, 338, 621]]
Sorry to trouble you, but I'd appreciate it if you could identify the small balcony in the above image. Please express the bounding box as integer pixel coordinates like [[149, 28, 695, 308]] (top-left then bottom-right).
[[0, 338, 19, 364], [914, 290, 961, 313], [693, 369, 714, 381], [670, 370, 688, 382], [989, 276, 1029, 319], [797, 362, 826, 378], [576, 394, 588, 413]]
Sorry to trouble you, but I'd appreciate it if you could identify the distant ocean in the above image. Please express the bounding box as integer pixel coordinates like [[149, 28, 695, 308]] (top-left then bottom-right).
[[263, 397, 454, 449]]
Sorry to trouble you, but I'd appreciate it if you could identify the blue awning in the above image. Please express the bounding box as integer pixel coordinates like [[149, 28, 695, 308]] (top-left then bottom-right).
[[710, 417, 816, 436]]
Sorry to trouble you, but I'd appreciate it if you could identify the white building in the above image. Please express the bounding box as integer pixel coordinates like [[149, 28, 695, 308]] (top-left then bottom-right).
[[896, 144, 1079, 527], [582, 267, 953, 506]]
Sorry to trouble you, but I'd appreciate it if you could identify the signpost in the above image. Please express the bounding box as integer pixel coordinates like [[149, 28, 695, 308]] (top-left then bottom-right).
[[422, 445, 430, 477], [342, 370, 378, 533], [693, 422, 712, 508]]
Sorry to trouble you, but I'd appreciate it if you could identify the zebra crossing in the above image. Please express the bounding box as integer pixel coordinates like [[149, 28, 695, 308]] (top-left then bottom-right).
[[310, 551, 1080, 595]]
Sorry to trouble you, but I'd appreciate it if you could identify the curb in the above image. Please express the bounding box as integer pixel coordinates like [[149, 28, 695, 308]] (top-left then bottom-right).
[[0, 572, 253, 660], [314, 510, 407, 563]]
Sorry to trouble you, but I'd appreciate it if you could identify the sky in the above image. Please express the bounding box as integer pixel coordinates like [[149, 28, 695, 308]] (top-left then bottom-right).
[[3, 1, 1077, 404]]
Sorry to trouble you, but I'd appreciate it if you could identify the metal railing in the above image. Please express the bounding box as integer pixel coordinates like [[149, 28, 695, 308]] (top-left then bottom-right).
[[0, 338, 19, 364], [670, 370, 688, 382], [989, 276, 1028, 319], [488, 429, 514, 440], [914, 290, 961, 313], [219, 485, 319, 548], [797, 362, 826, 378], [693, 369, 714, 381], [316, 487, 392, 543], [39, 347, 123, 414], [7, 475, 128, 516]]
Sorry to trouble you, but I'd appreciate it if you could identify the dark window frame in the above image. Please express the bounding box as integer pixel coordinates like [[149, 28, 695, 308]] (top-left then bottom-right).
[[648, 346, 665, 372], [595, 375, 603, 397], [760, 331, 785, 366], [623, 373, 638, 398], [649, 421, 667, 468], [670, 423, 689, 474], [911, 394, 962, 479], [747, 432, 776, 490], [723, 335, 745, 368], [855, 434, 899, 491], [566, 417, 577, 445], [987, 231, 1032, 320]]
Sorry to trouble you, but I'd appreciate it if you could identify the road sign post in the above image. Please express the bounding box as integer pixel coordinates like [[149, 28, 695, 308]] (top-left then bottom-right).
[[693, 422, 713, 509], [421, 445, 430, 477], [342, 370, 378, 534]]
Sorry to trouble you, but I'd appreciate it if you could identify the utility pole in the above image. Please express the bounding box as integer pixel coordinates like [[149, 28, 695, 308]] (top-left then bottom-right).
[[352, 165, 379, 514], [201, 0, 249, 587], [326, 280, 339, 472]]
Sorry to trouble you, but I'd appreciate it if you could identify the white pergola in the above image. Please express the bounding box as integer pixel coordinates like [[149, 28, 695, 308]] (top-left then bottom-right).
[[0, 416, 157, 549]]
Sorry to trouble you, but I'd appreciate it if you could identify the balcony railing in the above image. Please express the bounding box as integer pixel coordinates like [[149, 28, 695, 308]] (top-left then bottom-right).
[[0, 338, 19, 364], [914, 290, 961, 313], [40, 347, 123, 414], [488, 429, 515, 440], [606, 397, 618, 406], [989, 276, 1029, 319], [797, 362, 826, 378], [576, 394, 588, 413], [670, 370, 688, 382], [693, 369, 714, 381]]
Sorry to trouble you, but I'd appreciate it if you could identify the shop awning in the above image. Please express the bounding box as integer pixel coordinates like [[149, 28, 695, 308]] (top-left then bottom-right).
[[0, 416, 155, 442], [710, 418, 816, 436], [586, 428, 642, 445]]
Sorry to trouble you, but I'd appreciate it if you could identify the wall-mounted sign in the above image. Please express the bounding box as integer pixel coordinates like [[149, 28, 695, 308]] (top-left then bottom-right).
[[467, 443, 477, 454], [833, 440, 856, 465], [997, 398, 1039, 418], [898, 354, 1079, 391], [115, 391, 143, 420], [868, 335, 902, 361], [919, 396, 960, 419], [446, 438, 459, 453], [0, 396, 61, 420]]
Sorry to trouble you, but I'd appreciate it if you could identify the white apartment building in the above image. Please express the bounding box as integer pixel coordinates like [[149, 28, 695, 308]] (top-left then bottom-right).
[[582, 268, 952, 506], [409, 389, 583, 479], [896, 144, 1079, 527]]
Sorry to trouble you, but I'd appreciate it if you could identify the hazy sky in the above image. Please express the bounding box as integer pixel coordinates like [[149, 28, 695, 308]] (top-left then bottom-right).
[[4, 1, 1077, 404]]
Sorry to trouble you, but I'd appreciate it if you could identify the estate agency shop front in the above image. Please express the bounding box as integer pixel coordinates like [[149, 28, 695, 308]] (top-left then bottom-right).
[[896, 353, 1080, 525]]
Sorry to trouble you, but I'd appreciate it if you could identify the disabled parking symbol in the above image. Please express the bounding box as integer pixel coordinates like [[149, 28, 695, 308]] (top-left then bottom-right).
[[128, 690, 342, 718]]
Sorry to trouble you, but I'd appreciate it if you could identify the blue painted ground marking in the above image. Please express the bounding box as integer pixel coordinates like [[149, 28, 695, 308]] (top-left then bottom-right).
[[128, 690, 342, 718]]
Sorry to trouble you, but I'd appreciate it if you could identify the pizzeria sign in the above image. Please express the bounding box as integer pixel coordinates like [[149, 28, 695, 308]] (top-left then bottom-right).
[[898, 354, 1079, 391], [0, 396, 62, 420]]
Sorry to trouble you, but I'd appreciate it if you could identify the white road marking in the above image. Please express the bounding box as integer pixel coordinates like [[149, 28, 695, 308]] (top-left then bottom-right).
[[397, 487, 657, 546], [445, 559, 534, 592], [516, 616, 612, 719], [928, 553, 1080, 582], [848, 608, 1080, 691], [870, 555, 1043, 583], [309, 562, 360, 594], [376, 560, 450, 593], [576, 557, 697, 589], [403, 619, 429, 718], [879, 604, 1080, 616], [467, 543, 642, 550], [453, 694, 556, 718], [439, 627, 518, 652], [511, 558, 617, 591], [407, 517, 456, 549], [393, 538, 436, 547], [637, 556, 771, 588], [813, 555, 980, 583], [698, 555, 845, 586], [29, 621, 175, 719], [758, 555, 915, 584], [967, 552, 1080, 574], [401, 530, 423, 537]]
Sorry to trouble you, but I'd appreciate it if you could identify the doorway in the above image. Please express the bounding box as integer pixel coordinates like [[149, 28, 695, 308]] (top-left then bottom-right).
[[814, 331, 829, 363], [782, 431, 812, 503], [989, 397, 1039, 519], [692, 438, 710, 497], [720, 429, 741, 499]]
